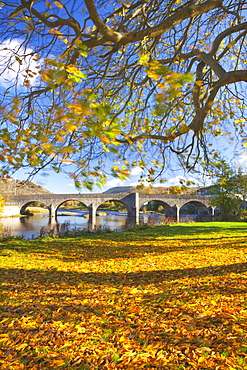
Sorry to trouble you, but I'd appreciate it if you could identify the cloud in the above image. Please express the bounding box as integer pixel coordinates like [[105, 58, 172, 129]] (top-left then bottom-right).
[[129, 174, 200, 188], [102, 167, 144, 190], [103, 178, 126, 189], [129, 179, 149, 187], [164, 175, 186, 186], [164, 175, 201, 187], [130, 166, 143, 176], [237, 154, 247, 165], [128, 166, 202, 188], [101, 169, 203, 193], [0, 39, 41, 88]]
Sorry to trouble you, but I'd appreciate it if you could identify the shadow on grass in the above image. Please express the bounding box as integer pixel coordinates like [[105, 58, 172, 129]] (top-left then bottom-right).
[[1, 223, 247, 263], [1, 237, 247, 263], [1, 261, 247, 289], [1, 261, 247, 369], [127, 223, 247, 238]]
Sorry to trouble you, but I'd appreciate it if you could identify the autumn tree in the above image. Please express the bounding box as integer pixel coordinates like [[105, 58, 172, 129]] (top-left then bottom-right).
[[210, 163, 247, 220], [0, 195, 4, 214], [0, 1, 247, 188], [163, 185, 185, 194]]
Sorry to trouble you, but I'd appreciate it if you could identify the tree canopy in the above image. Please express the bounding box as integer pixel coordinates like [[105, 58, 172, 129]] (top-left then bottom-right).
[[210, 163, 247, 220], [0, 0, 247, 188]]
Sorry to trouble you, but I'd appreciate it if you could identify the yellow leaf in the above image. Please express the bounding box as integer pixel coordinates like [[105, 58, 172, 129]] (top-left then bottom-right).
[[50, 359, 66, 366], [198, 356, 205, 364], [147, 70, 159, 80], [66, 65, 79, 74], [139, 54, 149, 66], [48, 28, 62, 35], [195, 80, 203, 86], [0, 334, 9, 343], [16, 343, 29, 351], [235, 118, 245, 123], [100, 136, 110, 144], [40, 70, 52, 82], [53, 1, 63, 8], [130, 287, 139, 295], [67, 103, 91, 115]]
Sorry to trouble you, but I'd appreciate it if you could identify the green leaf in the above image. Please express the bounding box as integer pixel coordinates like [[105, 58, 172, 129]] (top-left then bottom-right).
[[68, 75, 83, 83], [78, 49, 87, 57], [139, 54, 149, 66]]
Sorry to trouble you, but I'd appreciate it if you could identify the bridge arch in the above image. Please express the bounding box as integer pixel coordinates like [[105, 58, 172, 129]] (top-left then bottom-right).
[[20, 201, 49, 215], [180, 200, 210, 220], [180, 200, 210, 211], [138, 194, 212, 222], [139, 199, 174, 215], [139, 197, 174, 210], [55, 199, 89, 217], [95, 198, 132, 216]]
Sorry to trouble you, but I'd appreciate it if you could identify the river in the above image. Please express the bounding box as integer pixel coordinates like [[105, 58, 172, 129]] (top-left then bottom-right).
[[0, 209, 170, 239]]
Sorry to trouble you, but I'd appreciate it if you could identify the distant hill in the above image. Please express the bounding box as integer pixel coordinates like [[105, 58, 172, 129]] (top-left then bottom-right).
[[0, 178, 51, 198], [103, 185, 202, 195], [103, 186, 136, 194], [103, 186, 171, 194]]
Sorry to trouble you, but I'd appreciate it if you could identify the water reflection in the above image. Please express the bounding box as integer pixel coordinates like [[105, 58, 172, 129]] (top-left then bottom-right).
[[0, 215, 52, 239], [0, 210, 133, 239], [0, 208, 171, 239], [0, 209, 199, 239]]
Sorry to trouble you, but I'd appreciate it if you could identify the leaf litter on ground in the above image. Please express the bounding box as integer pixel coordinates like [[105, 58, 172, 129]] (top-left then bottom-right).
[[0, 222, 247, 369]]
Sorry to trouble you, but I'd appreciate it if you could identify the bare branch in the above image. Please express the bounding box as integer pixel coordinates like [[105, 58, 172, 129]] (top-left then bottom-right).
[[83, 0, 223, 47]]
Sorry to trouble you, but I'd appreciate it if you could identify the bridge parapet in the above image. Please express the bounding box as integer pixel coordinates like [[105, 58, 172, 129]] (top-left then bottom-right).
[[9, 192, 213, 227], [138, 193, 211, 208]]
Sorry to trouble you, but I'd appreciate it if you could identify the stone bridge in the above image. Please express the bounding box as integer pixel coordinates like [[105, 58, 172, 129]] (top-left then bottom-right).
[[9, 192, 214, 228]]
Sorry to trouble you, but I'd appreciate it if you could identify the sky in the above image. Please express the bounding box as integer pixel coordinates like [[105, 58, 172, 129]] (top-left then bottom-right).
[[0, 37, 212, 194], [14, 163, 204, 194], [35, 157, 247, 194], [0, 38, 245, 195], [1, 6, 247, 194], [16, 151, 247, 194]]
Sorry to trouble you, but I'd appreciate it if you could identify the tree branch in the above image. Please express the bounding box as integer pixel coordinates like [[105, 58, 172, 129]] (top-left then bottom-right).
[[84, 0, 122, 43], [118, 69, 247, 145], [84, 0, 223, 47], [210, 21, 247, 55], [12, 0, 81, 35]]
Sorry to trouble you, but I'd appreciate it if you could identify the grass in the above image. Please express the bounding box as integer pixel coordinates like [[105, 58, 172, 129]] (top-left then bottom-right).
[[0, 221, 247, 369]]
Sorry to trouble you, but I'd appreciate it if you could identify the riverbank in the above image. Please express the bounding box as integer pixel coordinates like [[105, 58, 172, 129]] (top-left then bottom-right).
[[1, 222, 247, 369]]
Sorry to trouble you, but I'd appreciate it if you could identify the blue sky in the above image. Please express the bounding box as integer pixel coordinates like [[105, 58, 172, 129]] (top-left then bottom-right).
[[0, 38, 219, 195], [1, 11, 247, 194], [20, 153, 246, 194], [13, 154, 215, 193], [14, 164, 179, 193], [16, 148, 245, 194]]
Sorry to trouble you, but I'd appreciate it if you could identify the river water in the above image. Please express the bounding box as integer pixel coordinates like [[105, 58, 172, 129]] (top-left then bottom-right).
[[0, 209, 169, 239]]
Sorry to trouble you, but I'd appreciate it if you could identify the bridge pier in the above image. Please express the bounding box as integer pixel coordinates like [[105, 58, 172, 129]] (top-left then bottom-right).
[[126, 192, 140, 224], [210, 206, 216, 219], [175, 205, 180, 222], [88, 203, 97, 230], [47, 204, 56, 218]]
